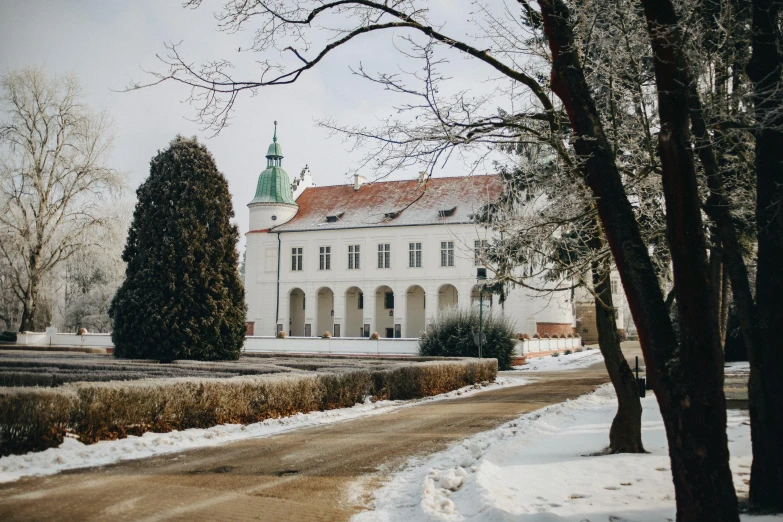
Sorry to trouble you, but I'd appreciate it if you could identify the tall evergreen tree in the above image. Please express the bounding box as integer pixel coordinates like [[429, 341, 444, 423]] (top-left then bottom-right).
[[110, 136, 246, 361]]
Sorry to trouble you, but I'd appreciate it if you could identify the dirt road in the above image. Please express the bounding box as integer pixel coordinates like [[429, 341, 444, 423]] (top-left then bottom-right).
[[0, 365, 610, 522]]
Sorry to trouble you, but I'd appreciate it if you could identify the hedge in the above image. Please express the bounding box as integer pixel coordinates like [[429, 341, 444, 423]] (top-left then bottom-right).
[[0, 358, 496, 456]]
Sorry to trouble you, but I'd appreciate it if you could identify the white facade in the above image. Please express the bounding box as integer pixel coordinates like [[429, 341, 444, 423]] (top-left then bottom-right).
[[245, 181, 574, 339]]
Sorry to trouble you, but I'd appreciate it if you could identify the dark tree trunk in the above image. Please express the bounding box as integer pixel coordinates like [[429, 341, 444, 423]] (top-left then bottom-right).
[[19, 272, 39, 333], [708, 230, 724, 345], [747, 0, 783, 510], [592, 259, 645, 454], [720, 271, 730, 348], [686, 6, 778, 510], [640, 2, 739, 519], [538, 1, 738, 519]]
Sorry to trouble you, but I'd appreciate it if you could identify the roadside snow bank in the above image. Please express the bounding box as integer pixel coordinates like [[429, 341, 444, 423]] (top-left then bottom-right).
[[515, 348, 604, 372], [355, 384, 779, 522], [0, 376, 525, 484]]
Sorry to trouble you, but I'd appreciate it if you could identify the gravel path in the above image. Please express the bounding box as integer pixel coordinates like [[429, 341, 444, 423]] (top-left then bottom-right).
[[0, 365, 611, 521]]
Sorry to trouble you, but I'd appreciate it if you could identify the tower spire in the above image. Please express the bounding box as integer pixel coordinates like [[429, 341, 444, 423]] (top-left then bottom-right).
[[273, 120, 278, 142]]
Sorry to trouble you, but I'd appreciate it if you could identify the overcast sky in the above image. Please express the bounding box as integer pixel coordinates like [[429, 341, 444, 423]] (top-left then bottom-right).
[[0, 0, 508, 251]]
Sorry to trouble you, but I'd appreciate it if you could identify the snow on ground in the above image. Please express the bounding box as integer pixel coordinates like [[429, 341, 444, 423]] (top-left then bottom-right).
[[514, 348, 605, 372], [726, 361, 750, 376], [353, 384, 781, 522], [0, 376, 526, 484]]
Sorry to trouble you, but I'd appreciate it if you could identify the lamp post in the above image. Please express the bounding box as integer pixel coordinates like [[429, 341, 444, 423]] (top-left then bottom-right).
[[477, 267, 487, 359]]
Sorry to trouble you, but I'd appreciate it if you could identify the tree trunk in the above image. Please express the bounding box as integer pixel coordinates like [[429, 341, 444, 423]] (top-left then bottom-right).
[[640, 2, 738, 519], [592, 259, 644, 453], [19, 276, 39, 333], [708, 230, 723, 346], [538, 1, 739, 519], [720, 271, 730, 348], [686, 4, 778, 510], [747, 0, 783, 510]]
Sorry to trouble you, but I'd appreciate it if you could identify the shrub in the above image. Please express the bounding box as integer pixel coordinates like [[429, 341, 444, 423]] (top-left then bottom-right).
[[575, 347, 583, 353], [276, 331, 287, 339], [110, 137, 246, 362], [418, 307, 517, 370], [0, 359, 496, 456], [321, 331, 332, 339], [552, 352, 560, 357], [564, 349, 572, 355], [370, 332, 380, 340]]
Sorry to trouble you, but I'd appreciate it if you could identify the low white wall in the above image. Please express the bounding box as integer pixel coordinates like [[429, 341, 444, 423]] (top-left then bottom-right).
[[17, 332, 115, 348], [243, 336, 420, 356], [518, 337, 581, 354], [15, 332, 582, 356]]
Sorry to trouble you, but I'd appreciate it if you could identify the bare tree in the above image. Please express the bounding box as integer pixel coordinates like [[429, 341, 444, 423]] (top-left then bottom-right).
[[480, 158, 646, 454], [0, 67, 122, 332], [136, 1, 750, 517], [62, 201, 130, 333]]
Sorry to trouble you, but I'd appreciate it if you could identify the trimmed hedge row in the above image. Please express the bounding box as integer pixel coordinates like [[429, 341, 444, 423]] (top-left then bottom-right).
[[0, 358, 497, 456]]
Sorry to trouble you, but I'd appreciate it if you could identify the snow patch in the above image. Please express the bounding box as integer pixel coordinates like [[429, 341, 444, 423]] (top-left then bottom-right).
[[354, 384, 779, 522], [515, 348, 604, 372]]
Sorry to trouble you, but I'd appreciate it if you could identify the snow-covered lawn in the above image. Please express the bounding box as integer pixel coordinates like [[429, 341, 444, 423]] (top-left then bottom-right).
[[515, 348, 605, 372], [354, 384, 780, 522], [0, 376, 526, 484]]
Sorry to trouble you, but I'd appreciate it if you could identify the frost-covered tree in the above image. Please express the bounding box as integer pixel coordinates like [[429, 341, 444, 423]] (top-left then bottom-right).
[[0, 67, 121, 332], [62, 204, 130, 333], [110, 136, 246, 361]]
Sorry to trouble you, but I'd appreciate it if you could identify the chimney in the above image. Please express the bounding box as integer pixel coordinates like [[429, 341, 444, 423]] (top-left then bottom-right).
[[354, 174, 366, 191]]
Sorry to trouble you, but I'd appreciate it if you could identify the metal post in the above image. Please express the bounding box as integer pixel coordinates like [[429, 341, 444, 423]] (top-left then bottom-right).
[[476, 267, 487, 360], [478, 289, 483, 359]]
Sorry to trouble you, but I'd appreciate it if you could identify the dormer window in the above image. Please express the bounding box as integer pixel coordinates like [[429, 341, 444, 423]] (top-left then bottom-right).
[[326, 212, 344, 223], [438, 207, 457, 217]]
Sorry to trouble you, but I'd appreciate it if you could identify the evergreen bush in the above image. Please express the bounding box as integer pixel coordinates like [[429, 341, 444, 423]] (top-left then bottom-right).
[[418, 307, 517, 370], [109, 136, 247, 361]]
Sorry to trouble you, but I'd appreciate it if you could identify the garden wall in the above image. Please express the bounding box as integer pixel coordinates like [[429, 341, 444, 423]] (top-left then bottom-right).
[[244, 336, 420, 355], [15, 331, 582, 355], [517, 337, 581, 354]]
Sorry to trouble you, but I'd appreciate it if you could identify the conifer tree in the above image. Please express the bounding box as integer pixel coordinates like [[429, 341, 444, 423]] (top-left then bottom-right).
[[110, 136, 246, 361]]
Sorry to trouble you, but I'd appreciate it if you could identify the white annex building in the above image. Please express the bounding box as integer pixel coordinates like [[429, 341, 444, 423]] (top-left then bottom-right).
[[244, 125, 575, 338]]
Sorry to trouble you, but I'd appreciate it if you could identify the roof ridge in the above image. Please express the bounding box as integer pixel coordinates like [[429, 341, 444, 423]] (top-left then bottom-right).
[[301, 173, 498, 190]]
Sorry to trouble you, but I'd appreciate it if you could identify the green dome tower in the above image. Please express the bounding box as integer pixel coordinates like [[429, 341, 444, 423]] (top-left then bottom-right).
[[248, 122, 298, 230]]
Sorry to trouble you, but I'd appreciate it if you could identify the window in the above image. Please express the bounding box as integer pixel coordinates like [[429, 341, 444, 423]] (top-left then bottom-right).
[[441, 241, 455, 267], [348, 245, 361, 269], [291, 247, 303, 271], [304, 324, 312, 337], [333, 324, 341, 337], [394, 324, 402, 338], [378, 243, 391, 268], [384, 291, 395, 309], [611, 280, 619, 294], [319, 246, 331, 270], [363, 324, 370, 338], [474, 240, 488, 266], [358, 292, 364, 309], [409, 242, 422, 267]]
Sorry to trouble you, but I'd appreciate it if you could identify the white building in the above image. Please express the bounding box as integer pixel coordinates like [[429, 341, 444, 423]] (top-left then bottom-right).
[[245, 125, 574, 338]]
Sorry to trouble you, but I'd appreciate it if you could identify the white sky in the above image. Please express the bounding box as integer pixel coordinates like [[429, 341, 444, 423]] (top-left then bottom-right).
[[0, 0, 512, 251]]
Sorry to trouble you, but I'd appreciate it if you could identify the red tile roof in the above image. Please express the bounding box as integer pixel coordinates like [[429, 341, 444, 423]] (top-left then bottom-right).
[[271, 175, 502, 232]]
